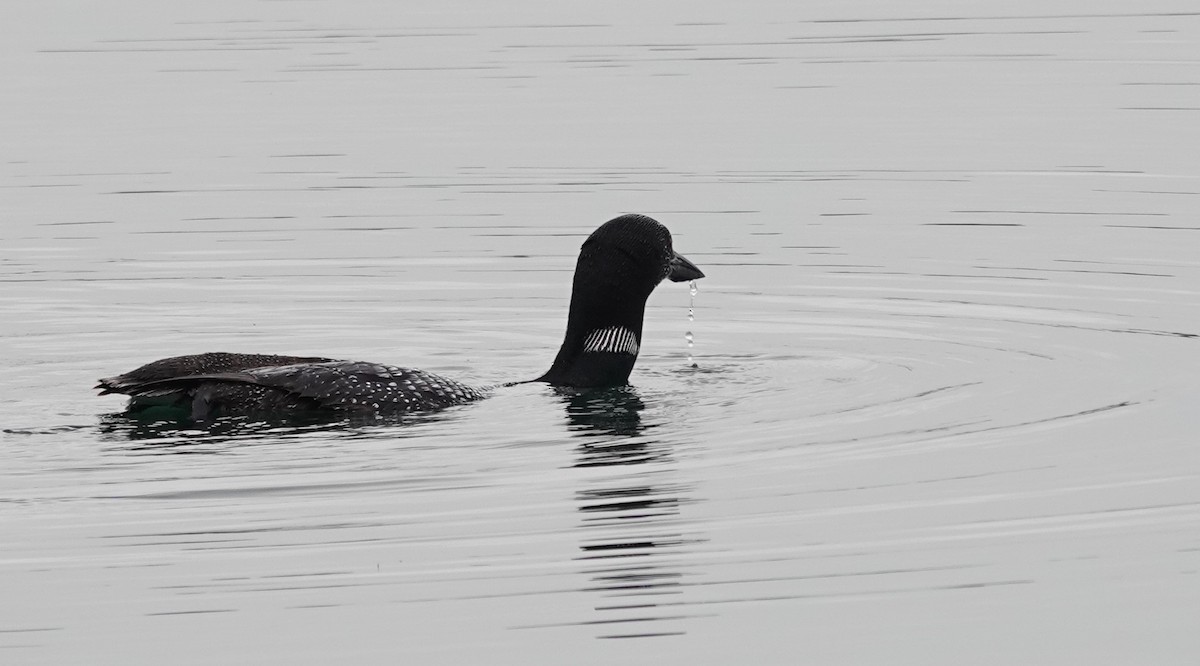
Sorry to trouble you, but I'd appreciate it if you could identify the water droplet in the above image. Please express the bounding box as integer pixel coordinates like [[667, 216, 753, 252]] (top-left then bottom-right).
[[685, 280, 698, 368]]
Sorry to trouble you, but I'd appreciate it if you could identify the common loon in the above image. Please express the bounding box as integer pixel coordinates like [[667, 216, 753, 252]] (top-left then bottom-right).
[[96, 214, 705, 420]]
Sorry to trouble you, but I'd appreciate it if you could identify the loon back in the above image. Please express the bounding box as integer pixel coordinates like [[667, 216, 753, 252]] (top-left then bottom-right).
[[103, 359, 486, 420], [97, 214, 704, 420]]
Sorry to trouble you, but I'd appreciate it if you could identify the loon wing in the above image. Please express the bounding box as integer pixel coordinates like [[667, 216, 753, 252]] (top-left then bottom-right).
[[95, 352, 335, 395], [123, 361, 485, 413]]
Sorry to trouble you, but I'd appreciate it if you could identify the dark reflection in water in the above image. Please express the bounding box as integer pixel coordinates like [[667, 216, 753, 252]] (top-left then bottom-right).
[[93, 409, 444, 449], [561, 386, 649, 460], [558, 387, 705, 639]]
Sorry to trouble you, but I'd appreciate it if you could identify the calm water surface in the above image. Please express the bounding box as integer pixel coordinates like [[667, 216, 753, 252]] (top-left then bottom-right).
[[3, 2, 1199, 664]]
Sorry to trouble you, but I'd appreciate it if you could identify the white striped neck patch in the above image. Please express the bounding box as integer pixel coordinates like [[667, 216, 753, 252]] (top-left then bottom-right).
[[582, 326, 640, 356]]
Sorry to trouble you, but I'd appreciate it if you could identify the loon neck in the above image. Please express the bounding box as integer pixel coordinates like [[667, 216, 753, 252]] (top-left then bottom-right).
[[538, 282, 648, 387]]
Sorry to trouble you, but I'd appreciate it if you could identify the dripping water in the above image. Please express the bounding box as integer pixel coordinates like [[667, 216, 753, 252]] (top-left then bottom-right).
[[686, 279, 698, 368]]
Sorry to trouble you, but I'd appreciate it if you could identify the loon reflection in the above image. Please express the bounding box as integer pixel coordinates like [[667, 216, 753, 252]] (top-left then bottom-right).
[[557, 386, 652, 462], [558, 386, 706, 639]]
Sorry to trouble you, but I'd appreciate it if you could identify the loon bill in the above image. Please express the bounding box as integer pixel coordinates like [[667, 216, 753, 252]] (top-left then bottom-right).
[[96, 213, 705, 420]]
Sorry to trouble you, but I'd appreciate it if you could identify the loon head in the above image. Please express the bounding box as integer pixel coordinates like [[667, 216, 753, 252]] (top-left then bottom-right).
[[538, 214, 704, 387]]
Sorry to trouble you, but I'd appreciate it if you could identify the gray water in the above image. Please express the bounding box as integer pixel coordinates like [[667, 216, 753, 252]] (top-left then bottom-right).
[[3, 2, 1199, 664]]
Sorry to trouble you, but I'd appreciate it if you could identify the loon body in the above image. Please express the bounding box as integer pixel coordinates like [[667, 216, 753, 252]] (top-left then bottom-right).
[[97, 214, 704, 420]]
